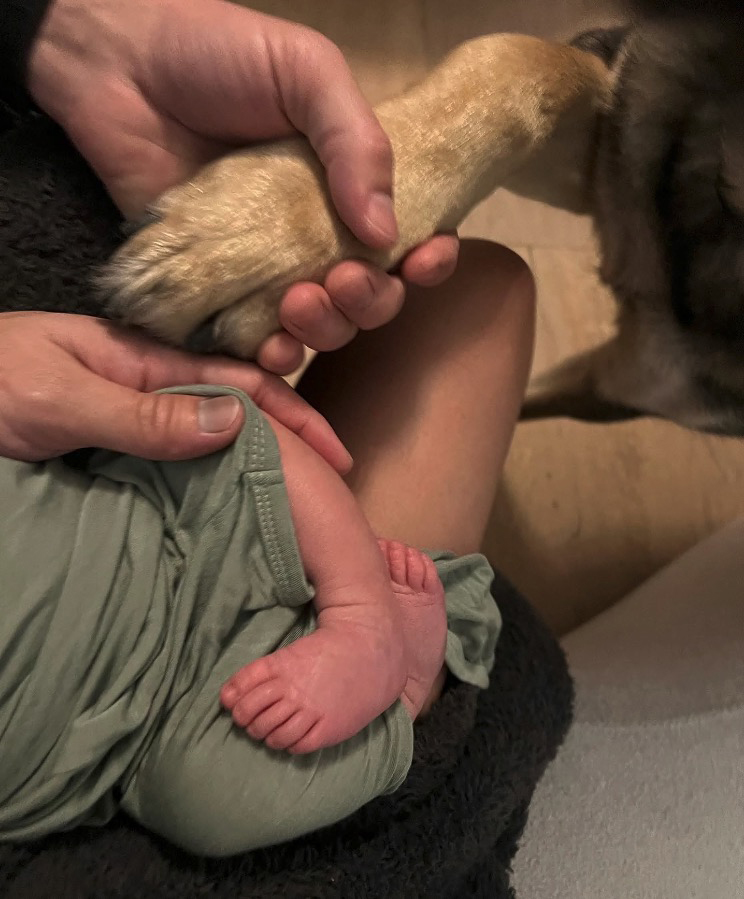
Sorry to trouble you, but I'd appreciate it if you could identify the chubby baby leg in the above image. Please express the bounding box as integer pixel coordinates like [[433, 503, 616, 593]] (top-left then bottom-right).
[[220, 413, 444, 754]]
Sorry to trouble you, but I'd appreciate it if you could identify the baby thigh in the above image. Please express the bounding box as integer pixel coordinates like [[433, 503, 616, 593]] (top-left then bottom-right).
[[120, 620, 413, 858], [261, 410, 391, 597]]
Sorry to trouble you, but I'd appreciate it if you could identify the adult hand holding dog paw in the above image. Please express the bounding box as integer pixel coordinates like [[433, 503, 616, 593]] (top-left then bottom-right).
[[0, 312, 351, 467], [27, 0, 459, 373]]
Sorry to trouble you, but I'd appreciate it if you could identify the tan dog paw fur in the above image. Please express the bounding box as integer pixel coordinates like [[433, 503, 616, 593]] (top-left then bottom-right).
[[101, 34, 608, 359]]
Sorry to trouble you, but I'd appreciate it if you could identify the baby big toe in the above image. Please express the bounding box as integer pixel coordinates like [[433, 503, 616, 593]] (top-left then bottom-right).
[[419, 552, 443, 596]]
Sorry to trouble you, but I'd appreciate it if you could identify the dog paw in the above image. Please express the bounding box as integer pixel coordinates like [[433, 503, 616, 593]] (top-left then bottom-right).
[[100, 140, 382, 359], [98, 33, 609, 360]]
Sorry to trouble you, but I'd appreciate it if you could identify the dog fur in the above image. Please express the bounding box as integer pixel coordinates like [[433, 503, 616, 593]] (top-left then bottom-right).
[[523, 8, 744, 435], [100, 32, 609, 359], [101, 2, 744, 435]]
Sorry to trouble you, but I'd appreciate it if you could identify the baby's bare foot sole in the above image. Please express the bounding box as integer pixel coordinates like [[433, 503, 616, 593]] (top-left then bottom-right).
[[220, 541, 447, 753], [221, 614, 406, 754], [377, 540, 448, 720]]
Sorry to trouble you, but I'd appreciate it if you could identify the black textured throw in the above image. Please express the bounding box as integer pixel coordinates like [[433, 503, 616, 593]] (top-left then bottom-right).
[[0, 108, 573, 899]]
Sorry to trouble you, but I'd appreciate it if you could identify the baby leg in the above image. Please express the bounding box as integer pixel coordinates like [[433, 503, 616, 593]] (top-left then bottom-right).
[[220, 414, 442, 754]]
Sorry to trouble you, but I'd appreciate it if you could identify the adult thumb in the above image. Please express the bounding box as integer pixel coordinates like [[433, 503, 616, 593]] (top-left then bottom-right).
[[79, 386, 245, 460], [279, 35, 399, 250]]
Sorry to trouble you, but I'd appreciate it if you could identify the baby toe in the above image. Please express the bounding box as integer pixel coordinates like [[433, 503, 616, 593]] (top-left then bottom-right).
[[404, 545, 429, 591], [264, 709, 319, 752], [230, 680, 284, 729], [287, 719, 328, 755], [380, 539, 409, 586], [247, 699, 297, 742]]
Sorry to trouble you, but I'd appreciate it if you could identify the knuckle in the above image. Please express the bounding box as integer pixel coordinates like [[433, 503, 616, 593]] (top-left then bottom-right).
[[1, 385, 62, 459], [293, 27, 343, 76], [20, 379, 67, 441], [23, 380, 61, 418], [305, 29, 344, 65], [329, 279, 368, 318], [134, 394, 182, 457], [313, 321, 357, 352], [360, 130, 393, 169]]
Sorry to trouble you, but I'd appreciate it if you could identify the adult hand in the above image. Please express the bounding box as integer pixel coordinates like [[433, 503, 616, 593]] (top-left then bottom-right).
[[0, 311, 351, 468], [28, 0, 459, 373]]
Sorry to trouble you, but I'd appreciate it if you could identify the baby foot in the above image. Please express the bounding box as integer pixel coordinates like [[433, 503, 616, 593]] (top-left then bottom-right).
[[220, 541, 447, 754], [220, 590, 407, 755], [377, 540, 448, 719]]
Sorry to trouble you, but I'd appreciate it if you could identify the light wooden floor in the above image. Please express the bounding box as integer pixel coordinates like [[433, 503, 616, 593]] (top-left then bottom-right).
[[254, 0, 744, 634]]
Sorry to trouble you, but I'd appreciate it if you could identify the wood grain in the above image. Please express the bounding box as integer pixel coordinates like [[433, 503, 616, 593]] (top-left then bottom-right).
[[484, 248, 744, 634]]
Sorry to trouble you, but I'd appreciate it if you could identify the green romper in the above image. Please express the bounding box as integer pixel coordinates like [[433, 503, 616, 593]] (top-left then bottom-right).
[[0, 386, 501, 857]]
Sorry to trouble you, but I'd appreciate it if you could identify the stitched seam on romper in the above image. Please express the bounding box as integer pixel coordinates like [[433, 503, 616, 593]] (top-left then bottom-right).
[[246, 412, 293, 598]]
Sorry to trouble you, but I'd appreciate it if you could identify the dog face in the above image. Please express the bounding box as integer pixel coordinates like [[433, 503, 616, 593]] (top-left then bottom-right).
[[524, 14, 744, 436]]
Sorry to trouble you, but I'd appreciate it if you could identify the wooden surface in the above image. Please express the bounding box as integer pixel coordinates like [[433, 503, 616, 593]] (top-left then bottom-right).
[[481, 243, 744, 634], [257, 0, 744, 634]]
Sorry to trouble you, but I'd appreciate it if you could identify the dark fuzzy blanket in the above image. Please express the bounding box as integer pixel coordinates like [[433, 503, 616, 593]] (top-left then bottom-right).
[[0, 108, 573, 899]]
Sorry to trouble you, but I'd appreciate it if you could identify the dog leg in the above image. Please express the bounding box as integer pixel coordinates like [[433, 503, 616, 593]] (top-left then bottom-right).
[[521, 339, 645, 423], [100, 34, 609, 359], [521, 315, 718, 429]]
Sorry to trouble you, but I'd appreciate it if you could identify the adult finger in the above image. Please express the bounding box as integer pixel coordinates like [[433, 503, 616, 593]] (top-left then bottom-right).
[[279, 281, 358, 351], [399, 233, 460, 287], [66, 376, 247, 460], [255, 330, 307, 376], [323, 262, 405, 331], [59, 319, 352, 471]]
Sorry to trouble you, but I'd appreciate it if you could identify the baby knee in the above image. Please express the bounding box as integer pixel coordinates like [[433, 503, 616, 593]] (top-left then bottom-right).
[[456, 240, 536, 362], [458, 240, 536, 313]]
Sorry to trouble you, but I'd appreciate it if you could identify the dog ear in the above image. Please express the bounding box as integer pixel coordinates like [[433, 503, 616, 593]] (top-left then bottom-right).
[[520, 339, 644, 424]]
